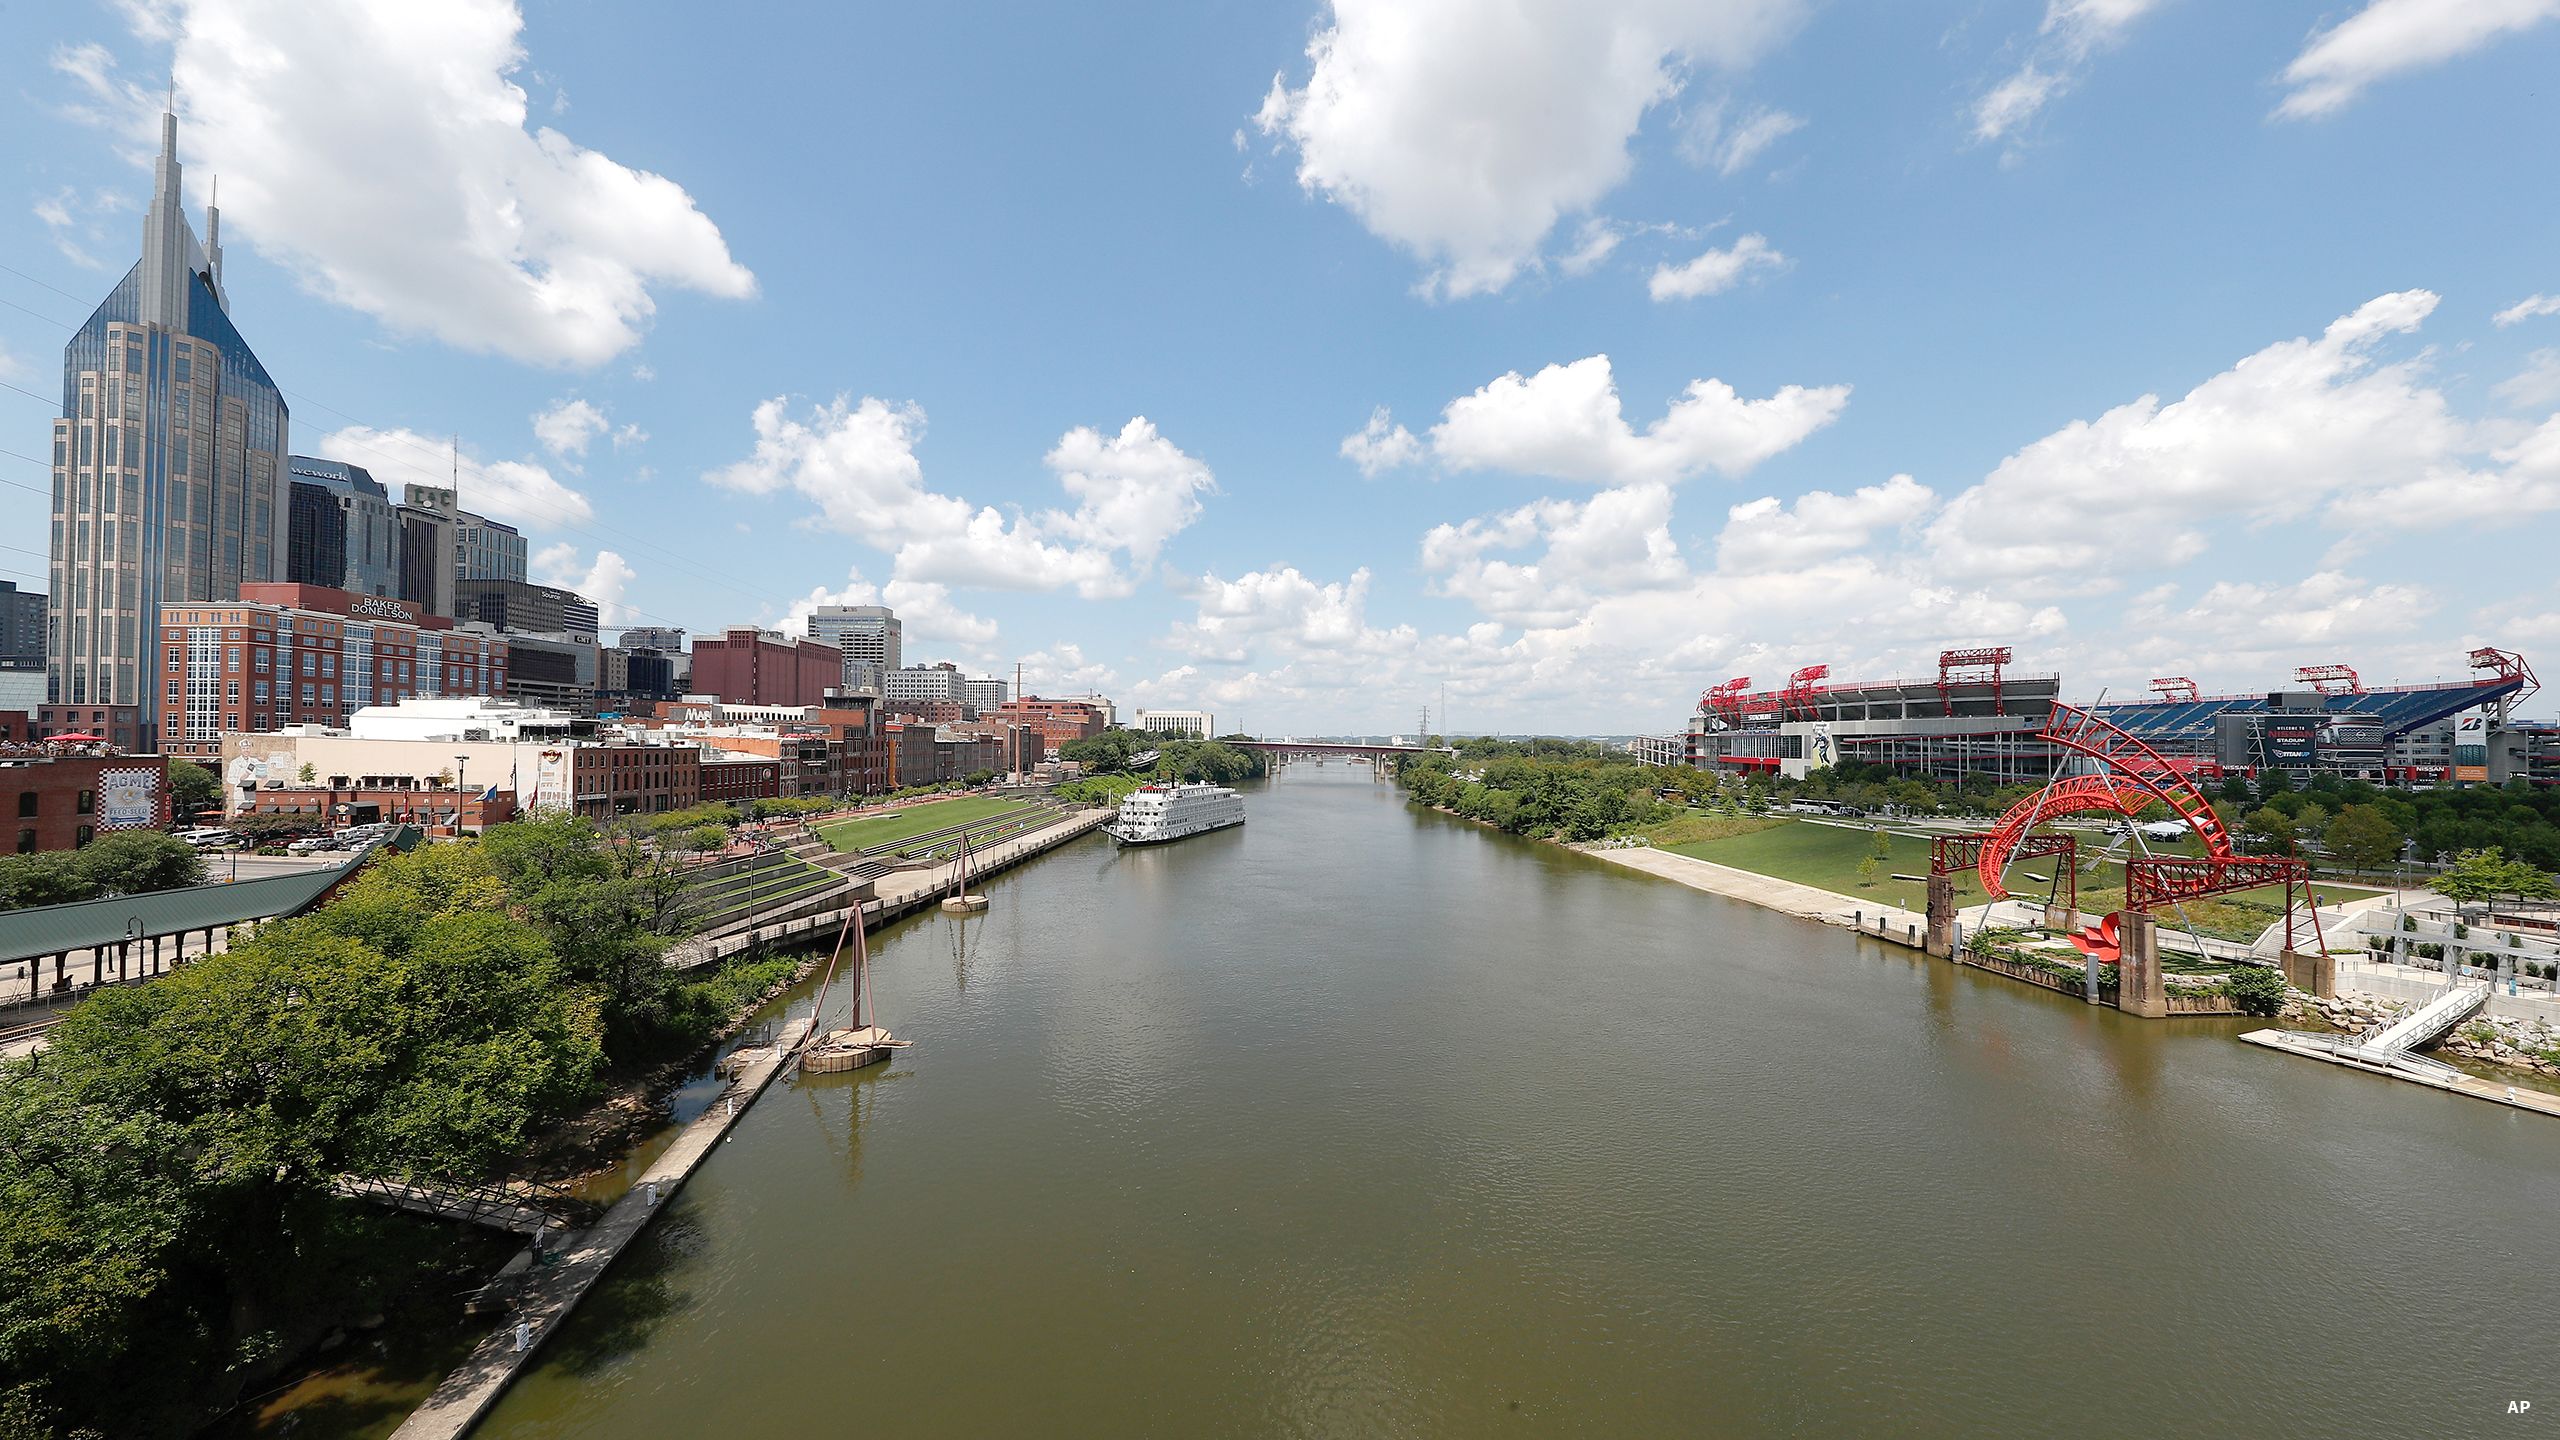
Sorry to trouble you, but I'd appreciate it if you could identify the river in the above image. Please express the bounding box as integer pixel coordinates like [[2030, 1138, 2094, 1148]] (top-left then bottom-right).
[[473, 766, 2557, 1438]]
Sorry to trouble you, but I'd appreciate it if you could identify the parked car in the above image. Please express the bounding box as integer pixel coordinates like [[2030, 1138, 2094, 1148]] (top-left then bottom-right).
[[174, 827, 239, 850], [286, 834, 346, 855]]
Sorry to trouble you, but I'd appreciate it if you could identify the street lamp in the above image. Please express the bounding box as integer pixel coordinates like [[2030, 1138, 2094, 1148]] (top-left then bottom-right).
[[454, 755, 469, 835]]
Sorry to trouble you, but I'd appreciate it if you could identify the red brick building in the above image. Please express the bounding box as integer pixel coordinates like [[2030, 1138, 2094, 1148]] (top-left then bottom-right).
[[688, 627, 842, 708], [144, 583, 507, 761], [237, 785, 518, 836], [991, 697, 1108, 759], [700, 757, 782, 804], [4, 749, 169, 852]]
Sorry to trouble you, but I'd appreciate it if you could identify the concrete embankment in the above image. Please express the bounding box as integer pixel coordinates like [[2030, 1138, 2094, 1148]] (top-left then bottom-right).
[[390, 808, 1109, 1437], [388, 1016, 812, 1440]]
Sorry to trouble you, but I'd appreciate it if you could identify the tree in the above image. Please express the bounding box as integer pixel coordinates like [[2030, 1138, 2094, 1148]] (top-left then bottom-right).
[[1870, 830, 1893, 861], [166, 760, 221, 819], [2322, 804, 2402, 873], [73, 832, 204, 898], [1857, 855, 1881, 888], [2433, 848, 2556, 909], [296, 762, 316, 783]]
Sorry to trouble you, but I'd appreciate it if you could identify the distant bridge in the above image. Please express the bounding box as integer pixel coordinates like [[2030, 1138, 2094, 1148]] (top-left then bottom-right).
[[1235, 739, 1453, 761]]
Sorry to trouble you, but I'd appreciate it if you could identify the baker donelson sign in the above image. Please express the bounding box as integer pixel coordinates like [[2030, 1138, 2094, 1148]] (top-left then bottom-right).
[[350, 598, 414, 620]]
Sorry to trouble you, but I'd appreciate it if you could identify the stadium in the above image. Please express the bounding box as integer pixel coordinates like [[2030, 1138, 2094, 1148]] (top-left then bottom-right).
[[1680, 647, 2552, 788]]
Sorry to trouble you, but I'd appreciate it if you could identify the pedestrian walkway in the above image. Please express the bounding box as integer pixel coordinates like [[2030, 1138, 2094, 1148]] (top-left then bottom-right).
[[388, 1017, 811, 1440], [1586, 845, 1926, 940]]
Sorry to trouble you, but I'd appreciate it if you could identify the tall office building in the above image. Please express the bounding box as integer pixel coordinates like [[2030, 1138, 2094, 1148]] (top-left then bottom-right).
[[807, 603, 901, 690], [45, 109, 288, 750], [285, 457, 399, 598], [0, 580, 44, 669]]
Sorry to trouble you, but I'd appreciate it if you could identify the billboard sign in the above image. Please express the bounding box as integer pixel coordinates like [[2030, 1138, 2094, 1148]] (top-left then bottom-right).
[[97, 767, 160, 830], [2261, 717, 2321, 767]]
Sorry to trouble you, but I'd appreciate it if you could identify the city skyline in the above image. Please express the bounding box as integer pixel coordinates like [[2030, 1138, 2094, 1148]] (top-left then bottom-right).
[[4, 2, 2558, 734]]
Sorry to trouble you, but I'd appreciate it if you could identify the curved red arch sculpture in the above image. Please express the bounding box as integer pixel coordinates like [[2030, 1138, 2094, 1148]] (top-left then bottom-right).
[[1976, 702, 2236, 901]]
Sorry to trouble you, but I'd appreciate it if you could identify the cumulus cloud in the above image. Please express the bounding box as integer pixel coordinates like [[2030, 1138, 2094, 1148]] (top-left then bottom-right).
[[315, 424, 595, 529], [531, 398, 610, 463], [1924, 291, 2475, 584], [31, 186, 128, 269], [1556, 218, 1625, 276], [531, 542, 636, 626], [1715, 474, 1937, 574], [1972, 0, 2165, 143], [1253, 0, 1805, 297], [1340, 407, 1424, 476], [2278, 0, 2560, 120], [706, 397, 1213, 599], [77, 0, 753, 366], [1421, 484, 1688, 628], [1428, 354, 1848, 485], [1648, 232, 1787, 301], [2495, 293, 2560, 327]]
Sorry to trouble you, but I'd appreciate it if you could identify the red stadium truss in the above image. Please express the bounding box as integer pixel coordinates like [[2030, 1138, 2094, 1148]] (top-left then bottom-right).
[[2148, 676, 2198, 702], [1781, 664, 1829, 720], [2295, 663, 2362, 696], [1703, 676, 1752, 723], [1937, 646, 2013, 716]]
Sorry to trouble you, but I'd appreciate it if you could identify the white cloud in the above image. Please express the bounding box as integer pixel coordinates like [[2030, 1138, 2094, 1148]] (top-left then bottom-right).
[[1019, 641, 1120, 698], [531, 542, 636, 626], [0, 342, 23, 383], [1972, 0, 2165, 143], [1428, 354, 1848, 485], [2495, 293, 2560, 327], [612, 423, 648, 450], [1715, 474, 1937, 574], [315, 424, 595, 529], [706, 397, 1213, 599], [1648, 232, 1786, 301], [1679, 99, 1804, 176], [1556, 218, 1624, 276], [2278, 0, 2560, 120], [1421, 484, 1688, 627], [31, 186, 127, 269], [2492, 350, 2560, 410], [82, 0, 754, 366], [1339, 407, 1424, 476], [778, 568, 883, 641], [1253, 0, 1805, 297], [1924, 291, 2468, 583], [531, 397, 610, 463], [1039, 417, 1217, 568], [1167, 565, 1416, 665], [881, 579, 999, 655]]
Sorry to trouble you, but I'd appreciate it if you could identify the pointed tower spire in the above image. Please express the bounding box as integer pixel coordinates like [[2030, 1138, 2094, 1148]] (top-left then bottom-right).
[[138, 103, 192, 327], [204, 174, 224, 297]]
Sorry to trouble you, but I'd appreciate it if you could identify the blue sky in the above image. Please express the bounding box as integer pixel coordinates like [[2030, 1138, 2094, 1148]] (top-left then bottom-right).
[[4, 0, 2558, 734]]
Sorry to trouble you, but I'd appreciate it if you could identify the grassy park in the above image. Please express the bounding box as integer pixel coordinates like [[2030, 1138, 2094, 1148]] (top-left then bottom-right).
[[1660, 817, 2382, 938], [814, 795, 1039, 855]]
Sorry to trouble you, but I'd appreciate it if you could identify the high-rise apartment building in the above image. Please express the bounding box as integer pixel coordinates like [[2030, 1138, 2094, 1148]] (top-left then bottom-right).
[[285, 457, 399, 598], [45, 109, 288, 750], [395, 495, 456, 619], [398, 484, 525, 589], [964, 677, 1009, 713], [806, 604, 901, 691]]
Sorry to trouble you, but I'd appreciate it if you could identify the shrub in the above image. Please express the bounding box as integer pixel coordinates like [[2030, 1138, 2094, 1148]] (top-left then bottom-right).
[[2222, 965, 2288, 1017]]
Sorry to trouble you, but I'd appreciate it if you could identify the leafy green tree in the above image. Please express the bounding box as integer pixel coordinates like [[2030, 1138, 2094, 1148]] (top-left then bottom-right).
[[166, 760, 221, 819], [0, 853, 97, 911], [1857, 855, 1881, 888], [2322, 804, 2402, 872], [74, 831, 205, 897]]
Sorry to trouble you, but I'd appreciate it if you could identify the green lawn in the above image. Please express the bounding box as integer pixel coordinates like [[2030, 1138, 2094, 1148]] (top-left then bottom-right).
[[1666, 820, 1980, 915], [814, 796, 1036, 855], [1661, 818, 2379, 924]]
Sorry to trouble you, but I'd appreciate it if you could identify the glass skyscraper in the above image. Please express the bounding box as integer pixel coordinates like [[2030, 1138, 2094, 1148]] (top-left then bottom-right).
[[46, 109, 288, 750]]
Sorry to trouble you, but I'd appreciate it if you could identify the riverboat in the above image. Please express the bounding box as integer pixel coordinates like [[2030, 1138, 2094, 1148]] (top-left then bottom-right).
[[1105, 781, 1245, 846]]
